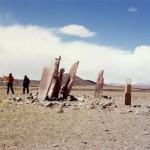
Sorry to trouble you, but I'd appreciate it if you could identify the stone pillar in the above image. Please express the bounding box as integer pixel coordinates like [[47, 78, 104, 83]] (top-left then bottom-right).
[[62, 61, 79, 99], [51, 68, 65, 98], [38, 57, 60, 101], [94, 70, 104, 100], [124, 79, 131, 105], [47, 56, 61, 98]]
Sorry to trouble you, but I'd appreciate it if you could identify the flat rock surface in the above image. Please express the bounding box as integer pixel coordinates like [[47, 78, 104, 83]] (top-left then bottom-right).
[[0, 87, 150, 150]]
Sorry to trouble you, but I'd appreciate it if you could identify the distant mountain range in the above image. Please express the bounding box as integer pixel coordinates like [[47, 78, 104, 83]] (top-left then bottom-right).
[[62, 73, 95, 86], [1, 74, 150, 90], [0, 73, 95, 87], [104, 83, 150, 90]]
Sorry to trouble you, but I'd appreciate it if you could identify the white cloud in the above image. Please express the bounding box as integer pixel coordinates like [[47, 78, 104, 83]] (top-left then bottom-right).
[[59, 24, 96, 38], [128, 7, 138, 13], [0, 24, 150, 84]]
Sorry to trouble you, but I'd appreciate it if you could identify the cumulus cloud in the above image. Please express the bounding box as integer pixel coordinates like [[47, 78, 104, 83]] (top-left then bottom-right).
[[59, 24, 96, 38], [0, 24, 150, 84], [128, 7, 138, 13]]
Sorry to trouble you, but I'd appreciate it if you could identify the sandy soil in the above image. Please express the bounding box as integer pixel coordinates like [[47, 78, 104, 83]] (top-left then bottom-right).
[[0, 86, 150, 150]]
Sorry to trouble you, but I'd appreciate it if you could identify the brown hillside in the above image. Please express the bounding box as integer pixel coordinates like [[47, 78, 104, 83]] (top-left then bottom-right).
[[0, 74, 95, 87], [62, 73, 95, 86]]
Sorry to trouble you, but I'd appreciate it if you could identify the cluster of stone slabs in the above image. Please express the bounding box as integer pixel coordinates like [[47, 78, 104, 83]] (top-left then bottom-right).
[[38, 56, 79, 101], [38, 56, 131, 106]]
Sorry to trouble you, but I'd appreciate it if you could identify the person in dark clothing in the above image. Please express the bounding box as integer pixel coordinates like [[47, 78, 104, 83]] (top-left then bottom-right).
[[3, 73, 14, 94], [23, 75, 30, 94]]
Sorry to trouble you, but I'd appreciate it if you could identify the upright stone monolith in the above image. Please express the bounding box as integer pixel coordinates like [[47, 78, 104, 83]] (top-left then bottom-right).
[[48, 56, 61, 98], [62, 61, 79, 99], [94, 70, 104, 100], [38, 56, 61, 101], [124, 79, 131, 105], [51, 68, 65, 98]]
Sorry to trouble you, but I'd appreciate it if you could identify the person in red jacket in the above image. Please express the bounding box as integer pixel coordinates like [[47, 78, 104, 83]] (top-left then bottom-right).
[[3, 73, 14, 94]]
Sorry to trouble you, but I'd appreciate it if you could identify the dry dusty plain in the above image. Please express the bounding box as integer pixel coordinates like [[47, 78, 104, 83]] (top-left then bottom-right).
[[0, 85, 150, 150]]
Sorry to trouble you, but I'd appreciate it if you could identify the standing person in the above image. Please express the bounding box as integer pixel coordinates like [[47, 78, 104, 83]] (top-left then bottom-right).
[[23, 75, 30, 94], [3, 73, 14, 94]]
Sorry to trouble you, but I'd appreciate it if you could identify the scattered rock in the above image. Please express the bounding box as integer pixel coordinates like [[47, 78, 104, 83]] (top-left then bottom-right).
[[146, 105, 150, 108], [11, 109, 15, 111], [82, 141, 87, 144], [101, 100, 114, 109], [44, 102, 54, 107], [133, 104, 141, 107], [86, 102, 96, 109], [56, 107, 63, 113], [60, 139, 67, 142], [67, 95, 78, 101], [15, 97, 22, 101], [77, 97, 84, 102], [143, 132, 149, 136], [52, 144, 59, 147], [102, 95, 111, 99], [126, 108, 134, 113]]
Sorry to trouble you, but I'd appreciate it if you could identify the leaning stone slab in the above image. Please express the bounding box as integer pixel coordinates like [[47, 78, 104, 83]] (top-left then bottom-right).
[[63, 61, 79, 99], [38, 57, 59, 101], [94, 70, 104, 99], [47, 56, 61, 98], [51, 68, 65, 98]]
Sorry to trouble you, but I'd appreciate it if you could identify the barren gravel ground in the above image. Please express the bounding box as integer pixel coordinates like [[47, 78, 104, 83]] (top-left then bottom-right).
[[0, 86, 150, 150]]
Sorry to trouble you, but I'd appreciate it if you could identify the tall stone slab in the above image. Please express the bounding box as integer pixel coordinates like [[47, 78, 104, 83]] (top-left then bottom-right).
[[38, 56, 61, 101], [51, 68, 65, 98], [47, 56, 61, 98], [62, 61, 79, 99], [94, 70, 104, 99]]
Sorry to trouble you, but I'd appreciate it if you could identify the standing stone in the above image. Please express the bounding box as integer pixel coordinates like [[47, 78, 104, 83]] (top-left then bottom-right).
[[124, 79, 131, 105], [51, 68, 65, 98], [94, 70, 104, 100], [62, 61, 79, 99], [38, 56, 61, 101], [48, 56, 61, 98]]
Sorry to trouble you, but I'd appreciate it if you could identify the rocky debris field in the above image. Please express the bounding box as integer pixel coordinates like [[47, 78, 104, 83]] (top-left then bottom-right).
[[0, 87, 150, 150]]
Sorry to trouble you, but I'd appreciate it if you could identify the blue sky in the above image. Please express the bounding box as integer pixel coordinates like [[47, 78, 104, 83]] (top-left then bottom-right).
[[0, 0, 150, 83], [1, 0, 150, 49]]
